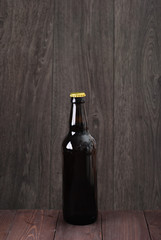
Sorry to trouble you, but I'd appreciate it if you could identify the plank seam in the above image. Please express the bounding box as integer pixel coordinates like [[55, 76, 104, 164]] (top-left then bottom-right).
[[113, 0, 115, 210], [49, 0, 54, 209], [5, 210, 17, 240], [143, 211, 152, 240], [100, 212, 104, 240], [53, 210, 60, 240]]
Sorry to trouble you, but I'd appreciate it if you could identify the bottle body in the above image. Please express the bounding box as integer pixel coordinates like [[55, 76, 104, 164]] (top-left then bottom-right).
[[62, 132, 98, 225], [62, 94, 98, 225]]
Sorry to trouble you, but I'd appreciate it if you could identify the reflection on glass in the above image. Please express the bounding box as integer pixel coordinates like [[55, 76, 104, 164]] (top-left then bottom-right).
[[71, 104, 76, 126], [66, 141, 73, 150]]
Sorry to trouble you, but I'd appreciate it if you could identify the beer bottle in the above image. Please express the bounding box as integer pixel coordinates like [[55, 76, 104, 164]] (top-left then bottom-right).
[[62, 92, 98, 225]]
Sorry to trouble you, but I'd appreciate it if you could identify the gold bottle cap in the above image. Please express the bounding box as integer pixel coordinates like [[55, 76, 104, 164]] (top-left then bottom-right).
[[70, 92, 86, 98]]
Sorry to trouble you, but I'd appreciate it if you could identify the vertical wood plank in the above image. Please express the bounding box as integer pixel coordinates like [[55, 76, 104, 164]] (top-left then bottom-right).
[[6, 210, 59, 240], [55, 211, 101, 240], [114, 0, 161, 209], [102, 211, 150, 240], [0, 0, 53, 208], [0, 211, 16, 240], [51, 0, 114, 210], [144, 210, 161, 240]]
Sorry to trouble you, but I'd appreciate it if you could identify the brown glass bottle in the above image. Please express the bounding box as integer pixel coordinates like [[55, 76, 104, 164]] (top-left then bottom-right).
[[62, 92, 98, 225]]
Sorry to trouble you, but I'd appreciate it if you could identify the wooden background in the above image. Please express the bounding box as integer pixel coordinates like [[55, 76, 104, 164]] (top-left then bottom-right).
[[0, 0, 161, 210]]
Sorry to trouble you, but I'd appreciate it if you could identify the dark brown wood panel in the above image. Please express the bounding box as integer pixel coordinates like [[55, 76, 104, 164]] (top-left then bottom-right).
[[114, 0, 161, 209], [0, 0, 53, 208], [0, 210, 16, 239], [0, 0, 161, 210], [102, 211, 150, 240], [55, 211, 101, 240], [144, 210, 161, 240], [51, 0, 113, 210], [6, 210, 59, 240]]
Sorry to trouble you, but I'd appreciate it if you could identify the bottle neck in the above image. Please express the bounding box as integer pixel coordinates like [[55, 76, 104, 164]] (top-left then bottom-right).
[[69, 97, 88, 133]]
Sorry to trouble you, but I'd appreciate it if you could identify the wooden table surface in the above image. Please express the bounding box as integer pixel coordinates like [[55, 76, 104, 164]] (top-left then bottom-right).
[[0, 210, 161, 240]]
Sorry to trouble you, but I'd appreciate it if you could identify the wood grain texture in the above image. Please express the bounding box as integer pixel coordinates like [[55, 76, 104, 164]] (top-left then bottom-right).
[[55, 211, 101, 240], [102, 211, 150, 240], [114, 0, 161, 209], [51, 0, 113, 210], [0, 0, 53, 208], [5, 210, 59, 240], [0, 210, 16, 239], [0, 0, 161, 210], [144, 210, 161, 240]]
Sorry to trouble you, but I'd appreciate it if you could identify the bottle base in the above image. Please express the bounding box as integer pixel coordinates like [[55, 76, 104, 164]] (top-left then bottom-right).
[[63, 214, 97, 225]]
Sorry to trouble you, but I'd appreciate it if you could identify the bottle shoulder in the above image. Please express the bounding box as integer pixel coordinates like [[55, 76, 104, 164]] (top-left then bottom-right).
[[62, 131, 96, 153]]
